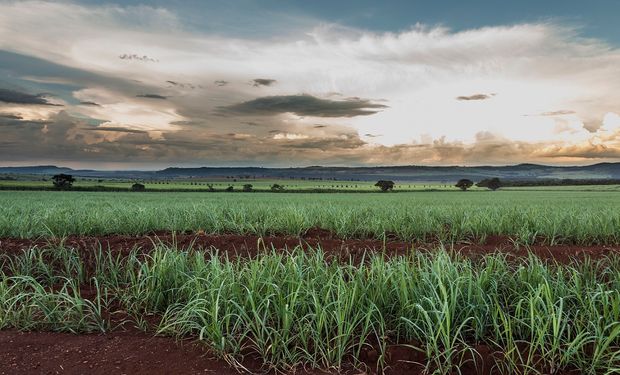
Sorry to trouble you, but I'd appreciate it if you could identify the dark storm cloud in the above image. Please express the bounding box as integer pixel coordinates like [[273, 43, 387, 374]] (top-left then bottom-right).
[[136, 94, 168, 100], [0, 88, 62, 106], [456, 93, 494, 101], [119, 54, 158, 62], [220, 94, 388, 118], [214, 80, 229, 87], [364, 133, 382, 137], [79, 101, 101, 106], [252, 78, 277, 87], [314, 125, 327, 128], [81, 126, 148, 134]]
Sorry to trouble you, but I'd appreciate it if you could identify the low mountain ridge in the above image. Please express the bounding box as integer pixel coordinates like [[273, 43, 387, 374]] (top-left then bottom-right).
[[2, 163, 620, 182]]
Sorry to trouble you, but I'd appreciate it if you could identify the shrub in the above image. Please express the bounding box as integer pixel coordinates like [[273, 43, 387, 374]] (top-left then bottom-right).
[[455, 179, 474, 191], [374, 180, 394, 192], [477, 177, 502, 191], [51, 174, 75, 190], [271, 184, 284, 192]]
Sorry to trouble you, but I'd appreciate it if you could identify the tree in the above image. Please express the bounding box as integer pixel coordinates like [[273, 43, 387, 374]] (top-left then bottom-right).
[[225, 185, 234, 192], [477, 177, 502, 191], [207, 184, 215, 192], [455, 178, 474, 191], [271, 184, 284, 192], [51, 174, 75, 190], [131, 183, 145, 192], [242, 184, 253, 192], [374, 180, 394, 192]]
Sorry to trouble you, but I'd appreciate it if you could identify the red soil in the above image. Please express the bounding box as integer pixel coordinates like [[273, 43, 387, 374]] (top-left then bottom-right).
[[1, 230, 619, 264], [0, 231, 613, 374], [0, 329, 583, 375]]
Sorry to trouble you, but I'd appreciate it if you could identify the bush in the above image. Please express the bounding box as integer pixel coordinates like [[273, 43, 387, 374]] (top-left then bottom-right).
[[242, 184, 253, 192], [477, 178, 502, 191], [271, 184, 284, 192], [455, 179, 474, 191], [374, 180, 394, 192], [131, 183, 146, 192], [51, 174, 75, 190]]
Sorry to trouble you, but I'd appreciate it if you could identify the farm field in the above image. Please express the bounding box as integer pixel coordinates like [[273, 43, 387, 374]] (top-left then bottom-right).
[[0, 178, 463, 191], [1, 188, 620, 374], [2, 244, 620, 374], [1, 190, 620, 244]]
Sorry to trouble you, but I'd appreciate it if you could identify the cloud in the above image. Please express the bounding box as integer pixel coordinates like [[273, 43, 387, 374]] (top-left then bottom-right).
[[0, 113, 23, 120], [136, 94, 168, 100], [252, 78, 277, 87], [220, 94, 388, 117], [0, 88, 62, 106], [539, 110, 576, 116], [456, 94, 494, 101], [79, 101, 101, 106], [0, 2, 620, 167], [81, 126, 148, 134], [166, 80, 195, 89], [119, 54, 158, 62]]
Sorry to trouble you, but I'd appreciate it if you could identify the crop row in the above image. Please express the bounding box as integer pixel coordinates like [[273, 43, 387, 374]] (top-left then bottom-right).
[[1, 245, 620, 374], [1, 190, 620, 244]]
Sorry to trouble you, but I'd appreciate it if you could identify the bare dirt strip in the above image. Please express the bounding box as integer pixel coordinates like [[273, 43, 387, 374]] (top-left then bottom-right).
[[1, 229, 619, 264], [0, 329, 584, 375], [0, 231, 613, 374]]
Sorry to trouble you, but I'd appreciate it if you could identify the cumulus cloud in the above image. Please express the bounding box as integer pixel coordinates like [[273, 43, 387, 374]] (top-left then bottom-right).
[[220, 94, 387, 117], [0, 1, 619, 166]]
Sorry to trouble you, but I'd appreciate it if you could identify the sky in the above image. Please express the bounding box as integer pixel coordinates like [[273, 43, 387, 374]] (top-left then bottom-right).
[[1, 0, 620, 168]]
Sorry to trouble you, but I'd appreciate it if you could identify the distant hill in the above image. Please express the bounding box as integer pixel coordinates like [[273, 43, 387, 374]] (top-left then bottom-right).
[[2, 163, 620, 182]]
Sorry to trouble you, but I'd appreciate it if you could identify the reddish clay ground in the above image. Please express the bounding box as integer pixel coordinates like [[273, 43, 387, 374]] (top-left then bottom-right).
[[0, 329, 582, 375], [1, 230, 619, 264], [0, 231, 612, 374]]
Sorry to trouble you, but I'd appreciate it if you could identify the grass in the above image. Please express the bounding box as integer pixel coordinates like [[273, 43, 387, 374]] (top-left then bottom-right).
[[1, 244, 620, 373], [1, 190, 620, 245], [0, 178, 462, 191]]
